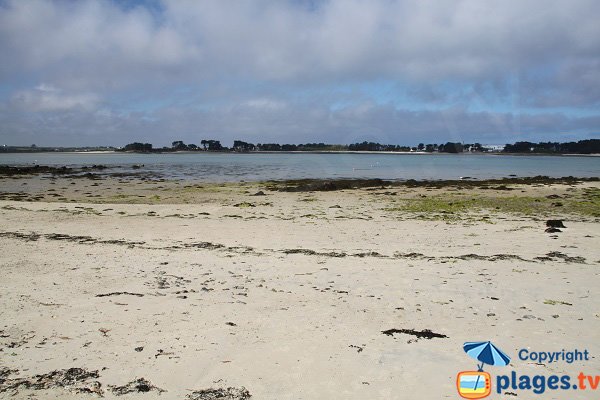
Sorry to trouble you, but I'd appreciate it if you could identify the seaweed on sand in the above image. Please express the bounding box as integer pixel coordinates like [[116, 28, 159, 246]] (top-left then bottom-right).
[[187, 387, 251, 400], [0, 368, 102, 395], [267, 178, 386, 192], [109, 378, 166, 395], [265, 176, 599, 192], [382, 328, 448, 340]]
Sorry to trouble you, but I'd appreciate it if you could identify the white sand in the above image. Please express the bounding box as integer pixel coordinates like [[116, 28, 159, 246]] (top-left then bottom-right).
[[0, 182, 599, 399]]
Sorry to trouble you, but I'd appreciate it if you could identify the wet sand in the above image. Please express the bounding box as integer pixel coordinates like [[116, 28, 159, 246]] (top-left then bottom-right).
[[0, 173, 599, 399]]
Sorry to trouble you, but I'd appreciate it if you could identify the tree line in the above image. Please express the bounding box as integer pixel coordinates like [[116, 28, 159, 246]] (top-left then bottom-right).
[[118, 139, 599, 154], [503, 140, 600, 154], [120, 140, 483, 153]]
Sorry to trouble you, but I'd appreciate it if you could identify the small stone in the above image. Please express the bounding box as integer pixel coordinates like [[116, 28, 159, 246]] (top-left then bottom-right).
[[546, 220, 566, 228]]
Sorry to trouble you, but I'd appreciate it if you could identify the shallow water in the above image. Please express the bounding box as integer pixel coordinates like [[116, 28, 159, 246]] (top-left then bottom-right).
[[1, 152, 599, 181]]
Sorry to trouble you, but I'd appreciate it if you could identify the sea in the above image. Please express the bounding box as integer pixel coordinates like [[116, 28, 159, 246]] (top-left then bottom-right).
[[1, 152, 599, 182]]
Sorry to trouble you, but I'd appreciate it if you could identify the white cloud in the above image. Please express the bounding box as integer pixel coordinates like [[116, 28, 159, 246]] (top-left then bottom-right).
[[1, 0, 599, 86], [243, 98, 286, 110], [0, 0, 598, 145], [10, 85, 99, 112]]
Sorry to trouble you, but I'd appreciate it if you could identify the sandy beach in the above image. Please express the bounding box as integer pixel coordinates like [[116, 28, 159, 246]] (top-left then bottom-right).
[[1, 173, 599, 399]]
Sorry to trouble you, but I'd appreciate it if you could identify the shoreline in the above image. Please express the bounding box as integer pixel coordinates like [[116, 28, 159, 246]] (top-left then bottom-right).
[[3, 149, 600, 156], [1, 165, 599, 185], [1, 171, 599, 219]]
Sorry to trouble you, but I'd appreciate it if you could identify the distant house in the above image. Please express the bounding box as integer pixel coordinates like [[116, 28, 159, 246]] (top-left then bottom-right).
[[483, 144, 505, 152]]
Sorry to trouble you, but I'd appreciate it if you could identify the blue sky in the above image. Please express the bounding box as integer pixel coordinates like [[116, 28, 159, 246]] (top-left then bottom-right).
[[0, 0, 599, 147]]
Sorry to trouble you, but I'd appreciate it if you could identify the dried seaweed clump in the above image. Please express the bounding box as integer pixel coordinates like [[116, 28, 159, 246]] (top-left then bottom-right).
[[109, 377, 166, 395], [187, 386, 252, 400], [0, 367, 102, 395]]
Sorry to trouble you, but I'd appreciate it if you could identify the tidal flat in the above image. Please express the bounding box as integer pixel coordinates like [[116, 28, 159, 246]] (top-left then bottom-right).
[[0, 171, 599, 399]]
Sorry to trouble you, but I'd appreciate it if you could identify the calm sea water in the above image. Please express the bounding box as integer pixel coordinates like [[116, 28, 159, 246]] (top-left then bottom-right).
[[1, 152, 599, 181]]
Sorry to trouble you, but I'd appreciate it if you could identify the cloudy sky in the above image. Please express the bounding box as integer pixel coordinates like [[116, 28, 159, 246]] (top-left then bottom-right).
[[0, 0, 599, 147]]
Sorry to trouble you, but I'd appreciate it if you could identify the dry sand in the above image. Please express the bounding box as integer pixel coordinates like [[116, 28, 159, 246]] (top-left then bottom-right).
[[0, 175, 599, 399]]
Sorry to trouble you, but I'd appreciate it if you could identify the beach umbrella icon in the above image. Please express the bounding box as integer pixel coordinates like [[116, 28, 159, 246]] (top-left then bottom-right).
[[463, 341, 511, 371], [462, 341, 511, 396]]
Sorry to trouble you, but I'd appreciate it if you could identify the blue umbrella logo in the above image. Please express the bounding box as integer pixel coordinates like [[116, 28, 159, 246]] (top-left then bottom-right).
[[464, 341, 511, 371], [462, 341, 511, 395]]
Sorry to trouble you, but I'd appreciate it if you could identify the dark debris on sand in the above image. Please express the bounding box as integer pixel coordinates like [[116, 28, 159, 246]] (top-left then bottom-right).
[[0, 165, 81, 176], [266, 176, 599, 192], [109, 377, 166, 395], [282, 248, 347, 257], [0, 231, 145, 247], [187, 387, 251, 400], [0, 231, 41, 241], [96, 291, 144, 297], [546, 219, 566, 228], [268, 178, 387, 192], [0, 367, 102, 395], [0, 164, 162, 180], [0, 367, 18, 384], [382, 328, 448, 340], [535, 251, 586, 264]]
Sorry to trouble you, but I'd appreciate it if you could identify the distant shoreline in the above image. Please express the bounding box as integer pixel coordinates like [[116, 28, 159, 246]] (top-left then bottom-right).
[[2, 150, 599, 157]]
